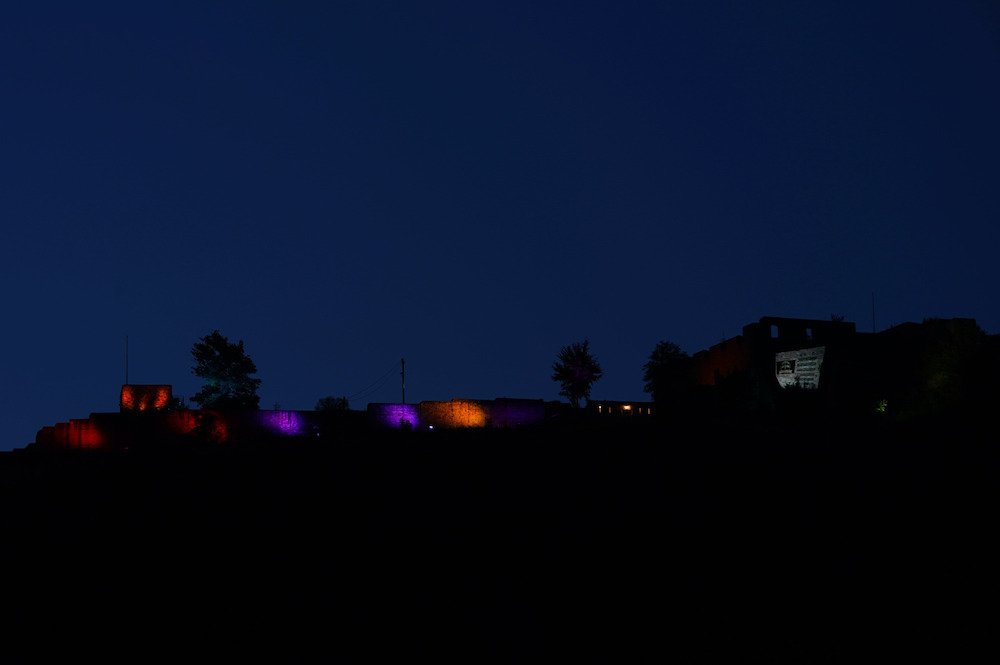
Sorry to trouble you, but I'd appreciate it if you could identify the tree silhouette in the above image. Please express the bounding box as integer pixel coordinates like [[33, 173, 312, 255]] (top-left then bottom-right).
[[315, 396, 349, 411], [190, 330, 261, 410], [552, 339, 603, 408], [643, 340, 691, 403]]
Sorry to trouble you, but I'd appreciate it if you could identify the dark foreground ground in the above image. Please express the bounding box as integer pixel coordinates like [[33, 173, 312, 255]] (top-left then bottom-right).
[[1, 416, 997, 661]]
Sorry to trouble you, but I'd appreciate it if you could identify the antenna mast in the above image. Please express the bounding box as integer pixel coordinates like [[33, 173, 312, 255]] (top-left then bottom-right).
[[871, 292, 876, 333]]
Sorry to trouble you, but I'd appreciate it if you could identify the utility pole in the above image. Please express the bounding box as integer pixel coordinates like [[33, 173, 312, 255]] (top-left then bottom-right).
[[124, 335, 129, 385], [401, 357, 406, 404]]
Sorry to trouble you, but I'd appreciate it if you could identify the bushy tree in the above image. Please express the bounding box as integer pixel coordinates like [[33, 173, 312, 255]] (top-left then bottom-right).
[[915, 318, 987, 416], [315, 396, 349, 411], [552, 339, 603, 408], [190, 330, 261, 410], [643, 340, 691, 403]]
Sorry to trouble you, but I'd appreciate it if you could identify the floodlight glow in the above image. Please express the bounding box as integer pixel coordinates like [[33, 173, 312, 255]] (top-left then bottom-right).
[[166, 410, 198, 434], [68, 419, 103, 449], [775, 347, 825, 389], [120, 385, 172, 412], [259, 410, 305, 436], [369, 403, 420, 429], [420, 400, 488, 428]]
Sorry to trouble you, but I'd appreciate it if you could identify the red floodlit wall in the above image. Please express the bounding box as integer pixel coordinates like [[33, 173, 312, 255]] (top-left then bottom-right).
[[165, 410, 199, 435], [693, 337, 751, 386], [35, 410, 214, 450], [54, 422, 69, 446], [191, 411, 230, 443], [120, 385, 172, 412], [39, 419, 106, 449], [68, 419, 104, 449]]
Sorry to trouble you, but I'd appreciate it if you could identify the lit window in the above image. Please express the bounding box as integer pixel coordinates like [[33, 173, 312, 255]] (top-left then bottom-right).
[[622, 404, 632, 411]]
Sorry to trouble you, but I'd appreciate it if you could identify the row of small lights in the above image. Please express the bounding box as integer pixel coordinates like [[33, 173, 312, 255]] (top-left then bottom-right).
[[595, 404, 651, 415]]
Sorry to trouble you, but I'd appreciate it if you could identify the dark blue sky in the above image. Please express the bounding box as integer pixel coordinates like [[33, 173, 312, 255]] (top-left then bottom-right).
[[2, 1, 998, 449]]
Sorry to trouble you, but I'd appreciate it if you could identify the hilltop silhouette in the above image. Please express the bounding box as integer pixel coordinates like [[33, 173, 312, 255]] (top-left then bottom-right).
[[3, 314, 998, 659], [2, 412, 998, 660], [24, 315, 998, 452]]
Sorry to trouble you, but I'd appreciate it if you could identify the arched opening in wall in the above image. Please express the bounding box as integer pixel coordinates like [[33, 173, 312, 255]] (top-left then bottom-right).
[[770, 324, 779, 339]]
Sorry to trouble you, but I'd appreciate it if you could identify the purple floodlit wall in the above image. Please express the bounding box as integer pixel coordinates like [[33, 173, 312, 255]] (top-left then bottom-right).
[[367, 399, 545, 430], [367, 403, 420, 429], [33, 398, 546, 450], [490, 399, 545, 428], [257, 410, 306, 436]]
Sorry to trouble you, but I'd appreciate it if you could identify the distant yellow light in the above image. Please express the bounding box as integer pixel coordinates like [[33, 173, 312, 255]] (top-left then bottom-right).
[[622, 404, 632, 411]]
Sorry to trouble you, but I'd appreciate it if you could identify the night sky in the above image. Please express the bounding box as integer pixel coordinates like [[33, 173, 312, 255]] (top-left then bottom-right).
[[2, 1, 998, 449]]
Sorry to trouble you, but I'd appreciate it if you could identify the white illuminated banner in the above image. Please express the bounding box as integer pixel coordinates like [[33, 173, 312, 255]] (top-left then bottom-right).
[[775, 346, 825, 389]]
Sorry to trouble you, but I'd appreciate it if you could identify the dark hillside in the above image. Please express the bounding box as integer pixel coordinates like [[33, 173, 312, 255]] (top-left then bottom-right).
[[1, 419, 997, 660]]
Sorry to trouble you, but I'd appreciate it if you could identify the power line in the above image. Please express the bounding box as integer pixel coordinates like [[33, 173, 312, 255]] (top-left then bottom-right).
[[346, 362, 401, 401], [348, 375, 394, 402]]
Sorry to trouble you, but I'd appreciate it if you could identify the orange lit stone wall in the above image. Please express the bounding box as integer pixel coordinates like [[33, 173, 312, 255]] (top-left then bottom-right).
[[418, 399, 489, 428]]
